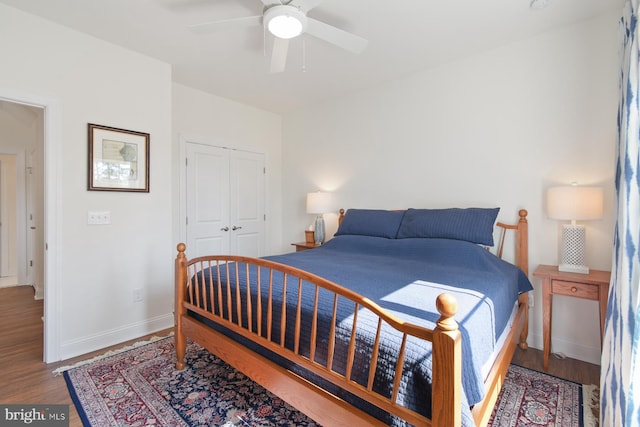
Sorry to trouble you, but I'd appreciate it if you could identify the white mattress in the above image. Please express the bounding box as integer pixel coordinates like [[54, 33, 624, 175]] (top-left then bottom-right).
[[481, 300, 519, 380]]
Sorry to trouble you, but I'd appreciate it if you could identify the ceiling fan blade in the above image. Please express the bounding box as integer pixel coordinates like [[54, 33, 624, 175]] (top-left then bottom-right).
[[288, 0, 323, 12], [189, 15, 262, 34], [261, 0, 282, 5], [306, 18, 368, 54], [270, 37, 289, 73]]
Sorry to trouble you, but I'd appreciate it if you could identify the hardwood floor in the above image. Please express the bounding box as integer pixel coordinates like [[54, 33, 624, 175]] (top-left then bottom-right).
[[0, 286, 172, 426], [0, 285, 600, 427], [512, 342, 601, 386]]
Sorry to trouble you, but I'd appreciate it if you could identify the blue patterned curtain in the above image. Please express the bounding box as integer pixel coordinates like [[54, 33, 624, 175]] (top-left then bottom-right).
[[601, 1, 640, 425]]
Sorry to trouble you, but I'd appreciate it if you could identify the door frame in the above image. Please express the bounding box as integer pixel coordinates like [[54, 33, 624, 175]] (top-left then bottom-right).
[[0, 89, 60, 363], [25, 149, 34, 290]]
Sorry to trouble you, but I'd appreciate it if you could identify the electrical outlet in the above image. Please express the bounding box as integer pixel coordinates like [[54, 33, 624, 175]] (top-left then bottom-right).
[[133, 288, 143, 303], [88, 211, 111, 225]]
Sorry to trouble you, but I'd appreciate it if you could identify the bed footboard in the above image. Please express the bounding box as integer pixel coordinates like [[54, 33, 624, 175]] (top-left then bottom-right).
[[174, 243, 463, 426]]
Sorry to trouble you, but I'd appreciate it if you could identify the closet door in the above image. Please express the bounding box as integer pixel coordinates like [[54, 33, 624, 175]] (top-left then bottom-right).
[[185, 143, 230, 258], [229, 150, 265, 257], [185, 142, 265, 258]]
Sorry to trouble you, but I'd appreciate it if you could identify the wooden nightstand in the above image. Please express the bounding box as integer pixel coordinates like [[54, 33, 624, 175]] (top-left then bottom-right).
[[291, 242, 318, 252], [533, 264, 611, 370]]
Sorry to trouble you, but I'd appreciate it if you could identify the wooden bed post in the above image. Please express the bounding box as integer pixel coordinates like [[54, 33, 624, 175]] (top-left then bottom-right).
[[516, 209, 529, 350], [431, 293, 462, 427], [516, 209, 528, 276], [175, 243, 187, 370]]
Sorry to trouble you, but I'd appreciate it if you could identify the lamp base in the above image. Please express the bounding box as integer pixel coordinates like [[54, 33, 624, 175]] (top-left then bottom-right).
[[558, 263, 589, 274], [558, 224, 589, 274], [314, 215, 325, 245]]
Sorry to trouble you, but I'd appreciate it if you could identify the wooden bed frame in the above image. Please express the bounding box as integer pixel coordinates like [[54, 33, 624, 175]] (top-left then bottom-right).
[[174, 209, 529, 427]]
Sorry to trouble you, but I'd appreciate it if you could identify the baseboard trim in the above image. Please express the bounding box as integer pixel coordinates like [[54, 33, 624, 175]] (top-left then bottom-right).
[[58, 313, 174, 361], [0, 276, 19, 288], [33, 283, 44, 300], [527, 332, 601, 365]]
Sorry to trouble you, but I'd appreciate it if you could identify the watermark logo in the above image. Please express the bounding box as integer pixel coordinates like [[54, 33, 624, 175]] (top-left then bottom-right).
[[1, 405, 68, 426]]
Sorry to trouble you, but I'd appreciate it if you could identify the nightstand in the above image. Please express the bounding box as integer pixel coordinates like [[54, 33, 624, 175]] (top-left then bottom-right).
[[291, 242, 318, 252], [533, 264, 611, 370]]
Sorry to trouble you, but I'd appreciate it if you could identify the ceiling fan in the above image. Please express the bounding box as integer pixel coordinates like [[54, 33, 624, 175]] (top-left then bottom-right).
[[188, 0, 368, 73]]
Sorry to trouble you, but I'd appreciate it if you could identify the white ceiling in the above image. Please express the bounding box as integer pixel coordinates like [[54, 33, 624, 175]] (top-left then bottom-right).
[[0, 0, 623, 113]]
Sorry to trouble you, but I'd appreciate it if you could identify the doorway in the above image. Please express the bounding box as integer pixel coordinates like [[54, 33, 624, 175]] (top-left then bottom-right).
[[0, 101, 43, 293], [0, 92, 57, 363]]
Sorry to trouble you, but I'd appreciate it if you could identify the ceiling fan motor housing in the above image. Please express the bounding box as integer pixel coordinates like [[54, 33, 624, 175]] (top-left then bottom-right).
[[264, 5, 308, 39]]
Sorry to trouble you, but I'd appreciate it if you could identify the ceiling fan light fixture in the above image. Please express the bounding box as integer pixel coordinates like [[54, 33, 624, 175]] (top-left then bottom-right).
[[529, 0, 553, 10], [264, 5, 307, 39]]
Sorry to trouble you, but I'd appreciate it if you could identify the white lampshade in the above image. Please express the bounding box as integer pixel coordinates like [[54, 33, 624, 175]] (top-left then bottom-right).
[[306, 191, 332, 214], [264, 5, 307, 39], [547, 185, 604, 221]]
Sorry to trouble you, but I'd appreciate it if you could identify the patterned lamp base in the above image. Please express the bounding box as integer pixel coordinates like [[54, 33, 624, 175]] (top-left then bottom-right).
[[559, 224, 589, 274], [314, 214, 325, 245]]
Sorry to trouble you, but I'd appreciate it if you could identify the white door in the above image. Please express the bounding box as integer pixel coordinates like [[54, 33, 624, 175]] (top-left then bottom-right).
[[229, 150, 265, 257], [186, 143, 230, 257], [185, 142, 265, 258]]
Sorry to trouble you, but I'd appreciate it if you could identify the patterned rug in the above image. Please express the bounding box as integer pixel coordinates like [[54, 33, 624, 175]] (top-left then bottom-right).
[[61, 336, 598, 426], [488, 364, 599, 427]]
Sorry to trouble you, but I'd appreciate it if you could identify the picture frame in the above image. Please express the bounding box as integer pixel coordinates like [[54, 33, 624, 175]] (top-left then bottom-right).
[[88, 123, 150, 192]]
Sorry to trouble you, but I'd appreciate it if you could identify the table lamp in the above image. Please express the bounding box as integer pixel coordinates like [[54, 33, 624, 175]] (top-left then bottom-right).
[[547, 184, 603, 274], [306, 191, 331, 245]]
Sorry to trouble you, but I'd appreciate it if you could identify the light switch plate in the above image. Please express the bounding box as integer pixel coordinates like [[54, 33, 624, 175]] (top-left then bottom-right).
[[88, 211, 110, 225]]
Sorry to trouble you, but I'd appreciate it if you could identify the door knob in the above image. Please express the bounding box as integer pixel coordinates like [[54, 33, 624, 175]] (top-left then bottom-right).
[[220, 226, 229, 231], [232, 226, 243, 231]]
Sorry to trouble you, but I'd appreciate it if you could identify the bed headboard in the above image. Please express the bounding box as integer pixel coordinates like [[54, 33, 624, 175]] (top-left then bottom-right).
[[337, 208, 529, 275], [496, 210, 529, 275]]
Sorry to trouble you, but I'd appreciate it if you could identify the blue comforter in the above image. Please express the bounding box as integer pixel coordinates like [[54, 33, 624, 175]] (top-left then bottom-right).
[[190, 235, 532, 426]]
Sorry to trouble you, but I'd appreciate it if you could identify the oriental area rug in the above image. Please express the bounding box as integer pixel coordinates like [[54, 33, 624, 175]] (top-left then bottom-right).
[[59, 336, 599, 426]]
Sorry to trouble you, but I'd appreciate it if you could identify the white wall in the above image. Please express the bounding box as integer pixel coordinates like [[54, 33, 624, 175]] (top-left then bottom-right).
[[173, 83, 282, 254], [172, 83, 283, 254], [0, 4, 173, 360], [282, 11, 620, 364]]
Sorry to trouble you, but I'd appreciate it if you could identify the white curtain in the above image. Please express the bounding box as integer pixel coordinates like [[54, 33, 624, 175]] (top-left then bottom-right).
[[601, 1, 640, 425]]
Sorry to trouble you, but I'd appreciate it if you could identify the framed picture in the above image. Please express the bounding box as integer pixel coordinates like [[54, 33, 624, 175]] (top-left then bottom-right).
[[88, 123, 150, 192]]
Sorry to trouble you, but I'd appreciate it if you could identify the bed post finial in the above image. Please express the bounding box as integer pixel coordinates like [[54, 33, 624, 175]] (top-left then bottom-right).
[[519, 209, 528, 222], [338, 208, 346, 225], [177, 243, 186, 258], [436, 293, 458, 331]]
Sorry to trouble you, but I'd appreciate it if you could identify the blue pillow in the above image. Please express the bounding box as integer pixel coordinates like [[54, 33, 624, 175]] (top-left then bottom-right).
[[396, 207, 500, 245], [335, 209, 405, 239]]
